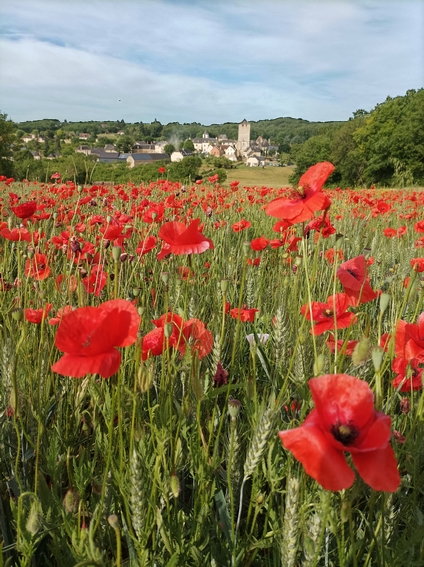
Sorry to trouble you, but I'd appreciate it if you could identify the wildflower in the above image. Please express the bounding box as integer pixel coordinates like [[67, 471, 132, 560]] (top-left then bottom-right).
[[52, 299, 140, 378], [24, 253, 51, 280], [300, 293, 357, 336], [231, 219, 251, 232], [265, 162, 333, 224], [391, 357, 423, 391], [11, 200, 37, 219], [250, 236, 269, 251], [230, 307, 259, 323], [279, 374, 400, 492], [25, 303, 53, 324], [157, 218, 213, 258], [337, 255, 378, 305]]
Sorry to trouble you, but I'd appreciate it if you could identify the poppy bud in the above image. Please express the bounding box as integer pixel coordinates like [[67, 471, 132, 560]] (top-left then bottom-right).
[[170, 474, 180, 498], [294, 256, 302, 266], [371, 346, 384, 372], [25, 500, 43, 536], [132, 287, 140, 297], [107, 514, 120, 530], [63, 489, 79, 514], [220, 279, 228, 293], [161, 272, 169, 285], [379, 293, 390, 315], [164, 323, 173, 338], [243, 241, 250, 257], [27, 246, 35, 259], [77, 185, 83, 192], [228, 399, 242, 420], [400, 397, 410, 414], [340, 499, 350, 523], [70, 240, 81, 253], [112, 246, 121, 262], [352, 337, 371, 366], [120, 253, 128, 263], [12, 309, 23, 321], [313, 354, 325, 376]]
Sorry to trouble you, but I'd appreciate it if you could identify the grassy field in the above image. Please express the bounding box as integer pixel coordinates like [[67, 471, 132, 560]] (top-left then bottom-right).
[[225, 164, 295, 188]]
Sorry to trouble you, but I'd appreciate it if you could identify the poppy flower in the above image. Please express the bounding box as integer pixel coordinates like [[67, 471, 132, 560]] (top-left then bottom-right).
[[230, 307, 259, 322], [232, 219, 251, 233], [184, 318, 213, 359], [157, 218, 213, 258], [395, 315, 424, 361], [11, 201, 37, 219], [279, 374, 400, 492], [48, 306, 74, 326], [250, 236, 269, 251], [136, 235, 157, 256], [24, 253, 51, 281], [51, 299, 140, 378], [300, 293, 357, 336], [410, 258, 424, 272], [25, 303, 53, 324], [81, 266, 107, 296], [336, 255, 378, 306], [142, 312, 189, 360], [264, 162, 333, 224], [391, 357, 423, 391]]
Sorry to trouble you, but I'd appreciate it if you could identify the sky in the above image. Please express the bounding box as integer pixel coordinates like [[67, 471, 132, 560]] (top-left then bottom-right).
[[0, 0, 423, 125]]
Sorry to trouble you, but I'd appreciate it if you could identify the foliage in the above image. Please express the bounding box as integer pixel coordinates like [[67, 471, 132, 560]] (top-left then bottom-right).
[[0, 112, 16, 177], [164, 143, 176, 156]]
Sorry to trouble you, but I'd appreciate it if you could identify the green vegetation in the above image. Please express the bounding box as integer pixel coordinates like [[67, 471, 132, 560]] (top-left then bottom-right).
[[4, 88, 424, 187]]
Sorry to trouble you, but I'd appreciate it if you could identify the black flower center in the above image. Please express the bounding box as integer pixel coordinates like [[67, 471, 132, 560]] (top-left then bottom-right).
[[331, 421, 360, 446], [346, 269, 360, 280], [323, 308, 333, 317]]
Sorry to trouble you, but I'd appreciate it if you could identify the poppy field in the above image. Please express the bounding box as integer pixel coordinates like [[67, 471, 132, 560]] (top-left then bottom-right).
[[1, 164, 424, 566]]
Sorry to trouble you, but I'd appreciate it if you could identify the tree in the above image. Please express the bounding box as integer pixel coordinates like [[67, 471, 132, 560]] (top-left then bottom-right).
[[289, 135, 332, 185], [164, 144, 176, 156], [168, 156, 202, 182], [0, 112, 15, 177], [183, 139, 195, 152], [115, 136, 134, 153]]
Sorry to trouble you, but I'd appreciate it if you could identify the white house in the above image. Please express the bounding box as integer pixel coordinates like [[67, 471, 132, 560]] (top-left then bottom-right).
[[246, 156, 265, 167]]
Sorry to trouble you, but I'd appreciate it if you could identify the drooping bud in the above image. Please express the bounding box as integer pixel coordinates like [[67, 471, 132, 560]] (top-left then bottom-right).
[[371, 346, 384, 372], [379, 293, 390, 315], [228, 399, 242, 420]]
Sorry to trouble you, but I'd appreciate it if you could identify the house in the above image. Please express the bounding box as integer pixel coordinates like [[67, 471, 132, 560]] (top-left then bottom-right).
[[90, 149, 121, 163], [209, 146, 223, 158], [246, 156, 265, 167], [132, 141, 156, 153], [154, 141, 168, 153], [126, 153, 169, 168], [223, 144, 237, 161], [30, 151, 41, 160], [170, 150, 193, 163], [79, 133, 91, 140], [46, 153, 62, 160], [104, 144, 117, 153], [76, 145, 92, 155], [192, 132, 218, 153]]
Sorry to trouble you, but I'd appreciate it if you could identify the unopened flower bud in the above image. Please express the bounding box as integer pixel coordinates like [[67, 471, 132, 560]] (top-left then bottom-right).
[[313, 354, 325, 376], [228, 399, 241, 420], [63, 489, 79, 514], [400, 397, 411, 414], [164, 323, 173, 338], [371, 346, 384, 372], [220, 279, 228, 293], [112, 246, 122, 262], [170, 474, 180, 498], [243, 241, 250, 258], [25, 500, 43, 536], [12, 309, 23, 321], [352, 337, 371, 366], [161, 272, 169, 285], [379, 293, 390, 315], [107, 514, 120, 530]]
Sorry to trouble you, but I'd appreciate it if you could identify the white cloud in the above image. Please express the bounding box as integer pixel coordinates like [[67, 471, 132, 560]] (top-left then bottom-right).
[[0, 0, 422, 123]]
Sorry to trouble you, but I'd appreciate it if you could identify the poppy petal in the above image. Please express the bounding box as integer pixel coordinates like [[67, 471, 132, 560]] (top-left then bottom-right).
[[279, 411, 355, 491], [99, 299, 140, 346], [351, 445, 400, 492], [52, 350, 121, 378], [298, 162, 335, 192], [309, 374, 374, 430]]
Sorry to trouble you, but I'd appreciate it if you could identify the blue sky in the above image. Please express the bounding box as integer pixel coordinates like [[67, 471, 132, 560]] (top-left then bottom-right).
[[0, 0, 422, 124]]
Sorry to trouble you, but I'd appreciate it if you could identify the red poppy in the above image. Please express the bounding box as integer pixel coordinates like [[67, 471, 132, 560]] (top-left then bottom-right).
[[142, 312, 189, 360], [25, 303, 53, 324], [300, 293, 357, 336], [336, 255, 378, 306], [326, 335, 358, 356], [136, 235, 157, 256], [52, 299, 140, 378], [383, 228, 397, 238], [232, 219, 251, 233], [0, 227, 32, 242], [410, 258, 424, 272], [158, 166, 166, 174], [81, 266, 107, 296], [279, 374, 400, 492], [157, 218, 213, 258], [264, 162, 333, 224], [143, 204, 164, 224], [395, 315, 424, 361], [24, 253, 51, 281], [184, 318, 213, 359], [48, 306, 74, 326], [11, 201, 37, 219], [250, 236, 269, 251], [391, 357, 423, 391], [230, 307, 259, 322]]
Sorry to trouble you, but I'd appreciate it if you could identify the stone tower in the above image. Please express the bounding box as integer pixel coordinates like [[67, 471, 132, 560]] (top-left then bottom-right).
[[237, 119, 250, 155]]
